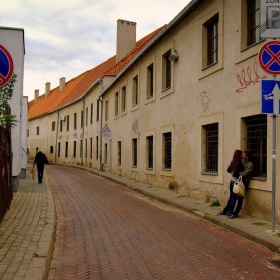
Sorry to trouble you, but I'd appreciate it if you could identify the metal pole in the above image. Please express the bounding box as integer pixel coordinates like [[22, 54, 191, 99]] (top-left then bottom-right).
[[272, 114, 276, 232]]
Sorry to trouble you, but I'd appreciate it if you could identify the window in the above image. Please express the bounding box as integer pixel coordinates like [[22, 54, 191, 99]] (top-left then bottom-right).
[[132, 75, 139, 106], [96, 136, 99, 159], [97, 99, 100, 122], [52, 121, 55, 131], [66, 116, 69, 131], [121, 86, 126, 112], [105, 100, 109, 121], [203, 123, 218, 173], [58, 142, 61, 157], [247, 0, 260, 46], [85, 139, 87, 159], [90, 103, 93, 124], [36, 126, 39, 135], [27, 129, 29, 137], [80, 140, 83, 158], [163, 132, 172, 169], [115, 92, 119, 115], [60, 120, 63, 132], [118, 141, 122, 165], [73, 141, 76, 158], [242, 114, 267, 177], [162, 50, 171, 90], [104, 143, 108, 164], [90, 137, 93, 159], [50, 146, 54, 154], [132, 138, 137, 167], [205, 15, 219, 66], [81, 110, 84, 128], [74, 113, 77, 130], [65, 142, 68, 158], [86, 107, 88, 127], [147, 136, 153, 169], [147, 63, 154, 98]]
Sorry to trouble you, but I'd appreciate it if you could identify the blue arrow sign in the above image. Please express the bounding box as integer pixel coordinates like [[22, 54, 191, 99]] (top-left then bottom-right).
[[261, 79, 280, 114]]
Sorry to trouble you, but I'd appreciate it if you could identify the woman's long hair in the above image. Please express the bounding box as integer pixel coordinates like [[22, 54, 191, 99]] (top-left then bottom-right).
[[231, 149, 242, 169]]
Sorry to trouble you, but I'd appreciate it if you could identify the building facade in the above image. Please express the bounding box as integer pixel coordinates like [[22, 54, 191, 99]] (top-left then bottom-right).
[[0, 27, 26, 190], [27, 0, 280, 223]]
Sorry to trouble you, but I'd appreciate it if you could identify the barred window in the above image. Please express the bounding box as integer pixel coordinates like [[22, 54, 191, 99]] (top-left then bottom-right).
[[118, 141, 122, 165], [242, 114, 267, 177], [65, 142, 68, 158], [163, 132, 172, 169], [203, 123, 218, 173], [104, 143, 107, 164], [73, 141, 76, 158], [147, 136, 153, 169], [132, 138, 137, 167]]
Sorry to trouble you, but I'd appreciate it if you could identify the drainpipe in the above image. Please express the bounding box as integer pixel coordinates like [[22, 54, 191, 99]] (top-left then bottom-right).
[[81, 97, 85, 166], [55, 110, 59, 163], [98, 78, 104, 171]]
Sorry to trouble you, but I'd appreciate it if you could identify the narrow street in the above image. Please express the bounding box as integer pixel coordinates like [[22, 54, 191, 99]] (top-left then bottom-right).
[[47, 165, 280, 279]]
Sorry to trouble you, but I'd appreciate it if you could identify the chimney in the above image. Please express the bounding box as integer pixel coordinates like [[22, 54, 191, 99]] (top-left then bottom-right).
[[59, 77, 66, 92], [45, 82, 50, 98], [116, 19, 136, 63], [34, 89, 39, 101]]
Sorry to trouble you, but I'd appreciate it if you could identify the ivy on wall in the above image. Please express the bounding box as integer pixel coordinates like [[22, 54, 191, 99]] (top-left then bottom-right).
[[0, 74, 18, 131]]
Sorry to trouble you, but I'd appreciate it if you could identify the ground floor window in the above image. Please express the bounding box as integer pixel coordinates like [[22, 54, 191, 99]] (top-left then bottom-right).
[[163, 132, 172, 169], [147, 136, 153, 169], [242, 114, 267, 177], [118, 141, 122, 165], [203, 123, 218, 173], [132, 138, 137, 167]]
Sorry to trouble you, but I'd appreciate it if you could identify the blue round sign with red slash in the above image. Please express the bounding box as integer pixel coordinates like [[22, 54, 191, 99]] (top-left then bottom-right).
[[0, 45, 14, 87], [258, 41, 280, 75]]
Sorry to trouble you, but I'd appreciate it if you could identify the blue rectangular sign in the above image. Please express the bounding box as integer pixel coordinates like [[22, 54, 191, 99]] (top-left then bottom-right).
[[261, 79, 280, 114]]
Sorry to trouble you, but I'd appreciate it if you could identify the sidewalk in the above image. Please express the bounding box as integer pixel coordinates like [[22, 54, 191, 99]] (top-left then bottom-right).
[[0, 162, 55, 280], [1, 163, 280, 279]]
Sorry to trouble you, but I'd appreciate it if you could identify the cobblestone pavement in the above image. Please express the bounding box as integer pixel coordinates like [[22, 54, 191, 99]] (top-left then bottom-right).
[[47, 165, 280, 280]]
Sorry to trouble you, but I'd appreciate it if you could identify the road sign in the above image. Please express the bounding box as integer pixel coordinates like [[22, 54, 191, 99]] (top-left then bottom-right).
[[0, 45, 14, 87], [102, 124, 111, 138], [258, 41, 280, 75], [261, 79, 280, 114], [260, 0, 280, 38]]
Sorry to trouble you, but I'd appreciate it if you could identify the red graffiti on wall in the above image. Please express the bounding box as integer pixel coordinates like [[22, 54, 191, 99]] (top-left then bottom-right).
[[236, 60, 266, 93], [200, 91, 210, 112]]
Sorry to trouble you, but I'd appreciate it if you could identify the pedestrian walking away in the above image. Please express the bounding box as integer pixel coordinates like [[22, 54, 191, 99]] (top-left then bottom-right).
[[33, 149, 49, 183], [217, 149, 244, 217]]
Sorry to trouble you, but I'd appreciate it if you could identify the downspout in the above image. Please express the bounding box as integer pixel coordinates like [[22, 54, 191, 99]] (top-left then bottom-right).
[[55, 110, 59, 163], [98, 78, 104, 171], [81, 97, 85, 166]]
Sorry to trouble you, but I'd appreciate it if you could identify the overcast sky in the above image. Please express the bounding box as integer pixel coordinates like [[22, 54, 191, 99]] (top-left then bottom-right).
[[1, 0, 191, 101]]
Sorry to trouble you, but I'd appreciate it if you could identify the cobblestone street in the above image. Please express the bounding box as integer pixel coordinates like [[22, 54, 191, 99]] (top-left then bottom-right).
[[47, 165, 280, 279]]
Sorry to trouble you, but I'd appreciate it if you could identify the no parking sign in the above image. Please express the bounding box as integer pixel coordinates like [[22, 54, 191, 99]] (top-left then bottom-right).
[[258, 40, 280, 75], [0, 45, 14, 87]]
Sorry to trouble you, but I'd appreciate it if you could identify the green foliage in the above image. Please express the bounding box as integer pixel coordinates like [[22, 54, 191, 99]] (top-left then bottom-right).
[[210, 199, 220, 207], [0, 74, 18, 130]]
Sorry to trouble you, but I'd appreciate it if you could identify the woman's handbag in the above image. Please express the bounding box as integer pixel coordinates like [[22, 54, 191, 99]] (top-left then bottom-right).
[[233, 176, 245, 197]]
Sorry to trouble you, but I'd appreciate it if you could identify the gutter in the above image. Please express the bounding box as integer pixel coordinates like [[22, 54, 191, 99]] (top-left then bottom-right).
[[98, 79, 104, 171]]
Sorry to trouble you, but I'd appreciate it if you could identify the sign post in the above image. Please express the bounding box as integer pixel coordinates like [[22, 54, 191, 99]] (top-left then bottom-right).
[[260, 0, 280, 39], [258, 38, 280, 232]]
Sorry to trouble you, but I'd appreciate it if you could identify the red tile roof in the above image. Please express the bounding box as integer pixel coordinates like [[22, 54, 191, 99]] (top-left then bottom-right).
[[28, 25, 165, 120]]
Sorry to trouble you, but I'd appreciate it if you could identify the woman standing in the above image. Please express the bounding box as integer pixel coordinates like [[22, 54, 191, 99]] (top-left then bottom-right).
[[217, 150, 244, 216]]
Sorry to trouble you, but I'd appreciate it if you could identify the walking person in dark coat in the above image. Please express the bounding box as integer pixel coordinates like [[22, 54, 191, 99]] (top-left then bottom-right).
[[33, 150, 48, 183]]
